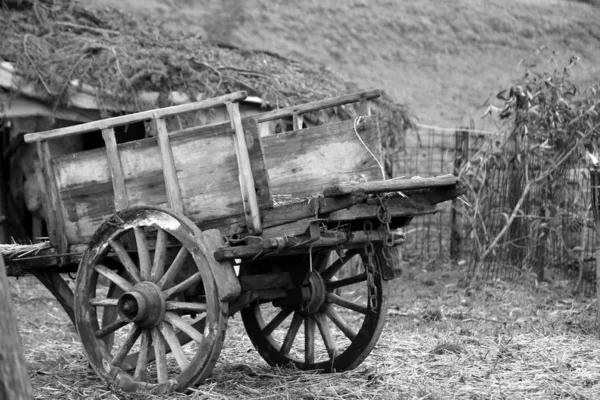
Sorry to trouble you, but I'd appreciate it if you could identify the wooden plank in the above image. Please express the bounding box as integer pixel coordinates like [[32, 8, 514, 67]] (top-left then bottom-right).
[[24, 91, 247, 143], [155, 118, 184, 213], [102, 128, 129, 211], [328, 197, 440, 222], [52, 121, 270, 245], [227, 102, 262, 234], [255, 89, 380, 123], [323, 174, 458, 198], [38, 141, 69, 255], [262, 116, 382, 198]]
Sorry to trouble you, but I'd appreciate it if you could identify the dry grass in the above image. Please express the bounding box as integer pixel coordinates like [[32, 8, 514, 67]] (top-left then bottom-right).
[[8, 263, 600, 399]]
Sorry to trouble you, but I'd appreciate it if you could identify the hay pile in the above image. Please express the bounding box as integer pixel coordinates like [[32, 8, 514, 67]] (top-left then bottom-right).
[[0, 0, 412, 137]]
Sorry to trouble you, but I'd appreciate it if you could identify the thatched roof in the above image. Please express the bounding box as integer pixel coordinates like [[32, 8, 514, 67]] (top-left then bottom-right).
[[0, 0, 413, 173]]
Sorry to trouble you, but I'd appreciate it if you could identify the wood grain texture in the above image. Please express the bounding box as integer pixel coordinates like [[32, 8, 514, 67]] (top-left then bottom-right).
[[227, 102, 262, 234], [24, 91, 247, 143], [263, 116, 382, 198], [155, 118, 184, 213], [102, 128, 129, 211], [0, 254, 33, 400], [255, 89, 380, 123], [323, 174, 458, 197], [52, 120, 269, 245], [38, 141, 69, 255]]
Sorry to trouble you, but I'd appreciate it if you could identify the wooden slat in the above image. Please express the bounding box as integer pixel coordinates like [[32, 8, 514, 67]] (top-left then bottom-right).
[[227, 102, 262, 234], [102, 128, 129, 211], [262, 116, 382, 198], [255, 89, 380, 123], [24, 91, 247, 143], [53, 118, 271, 245], [323, 174, 459, 198], [37, 141, 69, 255], [155, 118, 184, 213]]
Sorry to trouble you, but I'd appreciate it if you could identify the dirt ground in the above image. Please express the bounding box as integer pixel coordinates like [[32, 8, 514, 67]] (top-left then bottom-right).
[[8, 261, 600, 400]]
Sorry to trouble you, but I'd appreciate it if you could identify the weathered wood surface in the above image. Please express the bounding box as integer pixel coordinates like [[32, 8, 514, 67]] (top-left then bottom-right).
[[227, 102, 262, 234], [52, 119, 269, 245], [155, 118, 184, 213], [23, 91, 247, 143], [263, 116, 382, 198], [37, 141, 69, 255], [328, 197, 441, 221], [323, 174, 458, 197], [255, 89, 380, 123], [0, 254, 34, 400], [102, 128, 130, 211]]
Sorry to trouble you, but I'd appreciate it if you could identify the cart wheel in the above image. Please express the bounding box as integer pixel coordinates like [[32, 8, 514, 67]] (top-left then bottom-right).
[[75, 206, 227, 394], [241, 248, 389, 371]]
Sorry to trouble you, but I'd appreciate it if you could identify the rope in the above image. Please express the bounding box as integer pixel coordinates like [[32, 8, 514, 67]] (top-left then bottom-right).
[[353, 116, 386, 180]]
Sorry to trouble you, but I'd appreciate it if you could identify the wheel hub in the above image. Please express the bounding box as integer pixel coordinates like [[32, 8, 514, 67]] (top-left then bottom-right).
[[117, 281, 166, 328], [301, 271, 326, 314]]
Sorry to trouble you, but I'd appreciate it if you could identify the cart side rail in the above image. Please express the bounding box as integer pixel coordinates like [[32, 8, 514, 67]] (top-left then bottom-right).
[[23, 91, 247, 143]]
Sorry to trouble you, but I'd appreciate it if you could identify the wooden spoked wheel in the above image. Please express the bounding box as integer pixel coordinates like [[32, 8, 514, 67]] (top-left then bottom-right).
[[241, 248, 389, 371], [75, 206, 227, 394]]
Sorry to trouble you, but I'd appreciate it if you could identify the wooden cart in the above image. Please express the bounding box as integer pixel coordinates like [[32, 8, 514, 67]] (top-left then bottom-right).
[[5, 90, 464, 394]]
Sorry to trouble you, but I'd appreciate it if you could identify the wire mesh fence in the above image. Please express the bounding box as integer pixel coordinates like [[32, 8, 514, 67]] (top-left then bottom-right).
[[396, 122, 596, 295]]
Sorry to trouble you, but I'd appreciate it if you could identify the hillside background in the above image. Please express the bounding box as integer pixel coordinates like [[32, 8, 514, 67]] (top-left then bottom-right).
[[82, 0, 600, 129]]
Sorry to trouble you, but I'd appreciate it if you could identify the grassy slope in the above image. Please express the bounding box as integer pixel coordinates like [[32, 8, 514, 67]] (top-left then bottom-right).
[[84, 0, 600, 128]]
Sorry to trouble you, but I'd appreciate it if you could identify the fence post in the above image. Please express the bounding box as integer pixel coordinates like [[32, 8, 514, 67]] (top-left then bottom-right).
[[590, 167, 600, 338], [450, 129, 469, 259], [0, 254, 33, 399]]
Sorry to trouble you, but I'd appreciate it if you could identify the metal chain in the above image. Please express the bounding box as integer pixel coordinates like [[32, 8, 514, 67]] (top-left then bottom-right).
[[376, 194, 394, 261], [362, 219, 378, 310]]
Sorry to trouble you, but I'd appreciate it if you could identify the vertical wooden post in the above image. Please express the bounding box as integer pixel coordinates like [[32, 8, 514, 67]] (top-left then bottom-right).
[[590, 167, 600, 337], [36, 141, 68, 256], [450, 129, 469, 260], [102, 128, 129, 211], [0, 254, 33, 399], [226, 102, 262, 234], [155, 118, 184, 214]]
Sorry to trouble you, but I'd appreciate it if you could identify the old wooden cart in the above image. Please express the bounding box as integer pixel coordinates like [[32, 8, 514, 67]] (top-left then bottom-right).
[[6, 90, 464, 393]]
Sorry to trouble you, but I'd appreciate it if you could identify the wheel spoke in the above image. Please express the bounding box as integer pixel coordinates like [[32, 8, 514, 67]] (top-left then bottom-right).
[[134, 329, 150, 381], [322, 249, 359, 280], [89, 298, 119, 307], [112, 325, 141, 367], [280, 312, 303, 356], [95, 318, 129, 339], [157, 247, 189, 289], [262, 308, 293, 336], [164, 312, 204, 344], [326, 292, 368, 315], [134, 227, 152, 281], [121, 317, 206, 367], [162, 272, 202, 299], [166, 301, 207, 313], [315, 312, 338, 359], [323, 304, 357, 341], [95, 264, 133, 292], [150, 228, 168, 282], [305, 315, 315, 364], [151, 327, 168, 384], [110, 240, 142, 283], [159, 322, 190, 370], [326, 273, 367, 291]]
